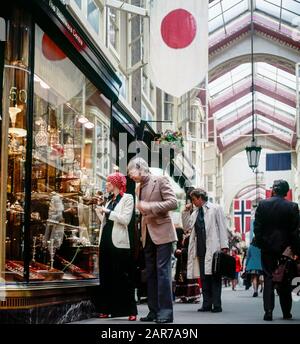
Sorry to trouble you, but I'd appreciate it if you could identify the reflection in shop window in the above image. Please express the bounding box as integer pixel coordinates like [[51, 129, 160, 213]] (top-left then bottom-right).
[[23, 25, 111, 282]]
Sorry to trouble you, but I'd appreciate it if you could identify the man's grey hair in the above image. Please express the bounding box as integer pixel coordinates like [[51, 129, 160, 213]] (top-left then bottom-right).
[[127, 157, 150, 173]]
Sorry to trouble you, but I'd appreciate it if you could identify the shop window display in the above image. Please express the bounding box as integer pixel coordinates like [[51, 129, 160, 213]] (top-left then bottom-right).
[[1, 9, 31, 282], [1, 20, 112, 283]]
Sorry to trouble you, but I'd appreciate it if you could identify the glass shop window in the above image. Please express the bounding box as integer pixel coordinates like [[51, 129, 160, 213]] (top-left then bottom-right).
[[28, 25, 112, 282], [1, 9, 31, 283], [2, 23, 113, 283]]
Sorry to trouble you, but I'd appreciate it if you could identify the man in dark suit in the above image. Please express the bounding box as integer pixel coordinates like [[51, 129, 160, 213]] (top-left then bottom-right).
[[254, 180, 300, 321], [128, 157, 178, 323]]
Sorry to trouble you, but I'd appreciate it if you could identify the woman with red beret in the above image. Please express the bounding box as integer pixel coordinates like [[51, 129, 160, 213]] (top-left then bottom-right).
[[95, 172, 137, 321]]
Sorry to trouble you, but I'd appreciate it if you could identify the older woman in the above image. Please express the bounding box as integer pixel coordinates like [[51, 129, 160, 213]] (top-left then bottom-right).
[[95, 172, 137, 321]]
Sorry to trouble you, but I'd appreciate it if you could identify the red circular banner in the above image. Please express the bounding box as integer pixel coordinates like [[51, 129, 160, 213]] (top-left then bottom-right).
[[161, 9, 197, 49]]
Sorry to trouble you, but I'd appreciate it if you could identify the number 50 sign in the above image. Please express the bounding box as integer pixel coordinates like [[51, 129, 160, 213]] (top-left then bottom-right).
[[9, 87, 27, 104]]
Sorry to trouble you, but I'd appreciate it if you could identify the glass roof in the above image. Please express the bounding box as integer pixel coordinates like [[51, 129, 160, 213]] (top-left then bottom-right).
[[220, 117, 252, 144], [208, 1, 298, 148], [209, 62, 296, 123], [209, 0, 249, 34], [220, 113, 293, 147], [209, 62, 297, 102], [256, 0, 300, 27], [209, 63, 251, 98], [209, 0, 300, 34], [256, 92, 296, 117], [214, 93, 252, 121]]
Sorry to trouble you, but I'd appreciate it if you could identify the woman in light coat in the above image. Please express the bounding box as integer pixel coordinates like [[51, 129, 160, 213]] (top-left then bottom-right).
[[95, 172, 137, 320]]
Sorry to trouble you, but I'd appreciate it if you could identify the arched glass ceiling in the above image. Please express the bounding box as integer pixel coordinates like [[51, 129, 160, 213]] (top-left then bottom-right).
[[208, 1, 299, 149], [209, 0, 249, 33], [256, 63, 296, 90], [209, 63, 251, 98], [209, 0, 300, 34], [209, 62, 296, 111], [220, 114, 294, 147], [214, 90, 296, 124], [256, 0, 300, 27]]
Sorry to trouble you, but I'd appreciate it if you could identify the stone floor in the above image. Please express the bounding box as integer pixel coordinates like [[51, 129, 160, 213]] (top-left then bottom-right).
[[70, 286, 300, 324]]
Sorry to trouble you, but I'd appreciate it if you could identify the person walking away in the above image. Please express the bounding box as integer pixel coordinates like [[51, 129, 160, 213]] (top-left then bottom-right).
[[254, 179, 300, 321], [245, 237, 263, 297]]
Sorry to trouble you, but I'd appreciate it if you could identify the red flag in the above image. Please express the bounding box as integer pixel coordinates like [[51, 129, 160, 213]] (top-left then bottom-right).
[[234, 200, 252, 241]]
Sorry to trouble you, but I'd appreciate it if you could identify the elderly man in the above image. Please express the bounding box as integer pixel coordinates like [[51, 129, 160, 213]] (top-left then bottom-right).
[[182, 189, 229, 313], [127, 157, 178, 324], [254, 180, 300, 321]]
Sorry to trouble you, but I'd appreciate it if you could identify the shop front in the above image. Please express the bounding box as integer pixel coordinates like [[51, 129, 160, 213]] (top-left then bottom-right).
[[0, 0, 124, 323]]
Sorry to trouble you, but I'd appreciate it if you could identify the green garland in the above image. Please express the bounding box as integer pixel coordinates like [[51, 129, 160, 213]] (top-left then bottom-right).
[[157, 129, 184, 148]]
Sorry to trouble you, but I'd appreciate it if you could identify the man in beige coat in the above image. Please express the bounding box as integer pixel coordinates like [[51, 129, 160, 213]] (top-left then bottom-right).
[[128, 157, 177, 323], [182, 189, 228, 313]]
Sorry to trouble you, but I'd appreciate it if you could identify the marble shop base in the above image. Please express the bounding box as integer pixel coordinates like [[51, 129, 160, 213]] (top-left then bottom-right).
[[0, 299, 96, 324]]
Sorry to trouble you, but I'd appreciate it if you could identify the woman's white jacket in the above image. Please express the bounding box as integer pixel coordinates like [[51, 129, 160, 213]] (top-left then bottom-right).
[[97, 193, 134, 249]]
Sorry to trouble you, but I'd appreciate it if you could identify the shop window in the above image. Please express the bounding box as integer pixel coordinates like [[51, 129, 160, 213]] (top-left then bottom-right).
[[1, 9, 31, 282], [29, 25, 112, 282], [1, 21, 112, 283]]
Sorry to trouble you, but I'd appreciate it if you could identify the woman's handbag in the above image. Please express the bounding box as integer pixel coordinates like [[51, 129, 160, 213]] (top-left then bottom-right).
[[241, 271, 247, 280], [212, 251, 236, 279]]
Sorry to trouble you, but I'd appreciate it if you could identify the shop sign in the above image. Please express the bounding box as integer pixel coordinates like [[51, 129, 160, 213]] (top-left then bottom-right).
[[48, 0, 86, 52]]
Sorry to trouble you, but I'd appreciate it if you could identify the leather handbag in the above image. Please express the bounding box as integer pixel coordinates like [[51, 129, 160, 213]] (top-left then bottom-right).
[[272, 246, 300, 284], [272, 260, 288, 283], [212, 251, 236, 279], [272, 256, 298, 284]]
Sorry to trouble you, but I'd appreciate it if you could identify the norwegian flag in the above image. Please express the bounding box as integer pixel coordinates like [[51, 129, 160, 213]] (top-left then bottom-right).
[[234, 200, 252, 241]]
